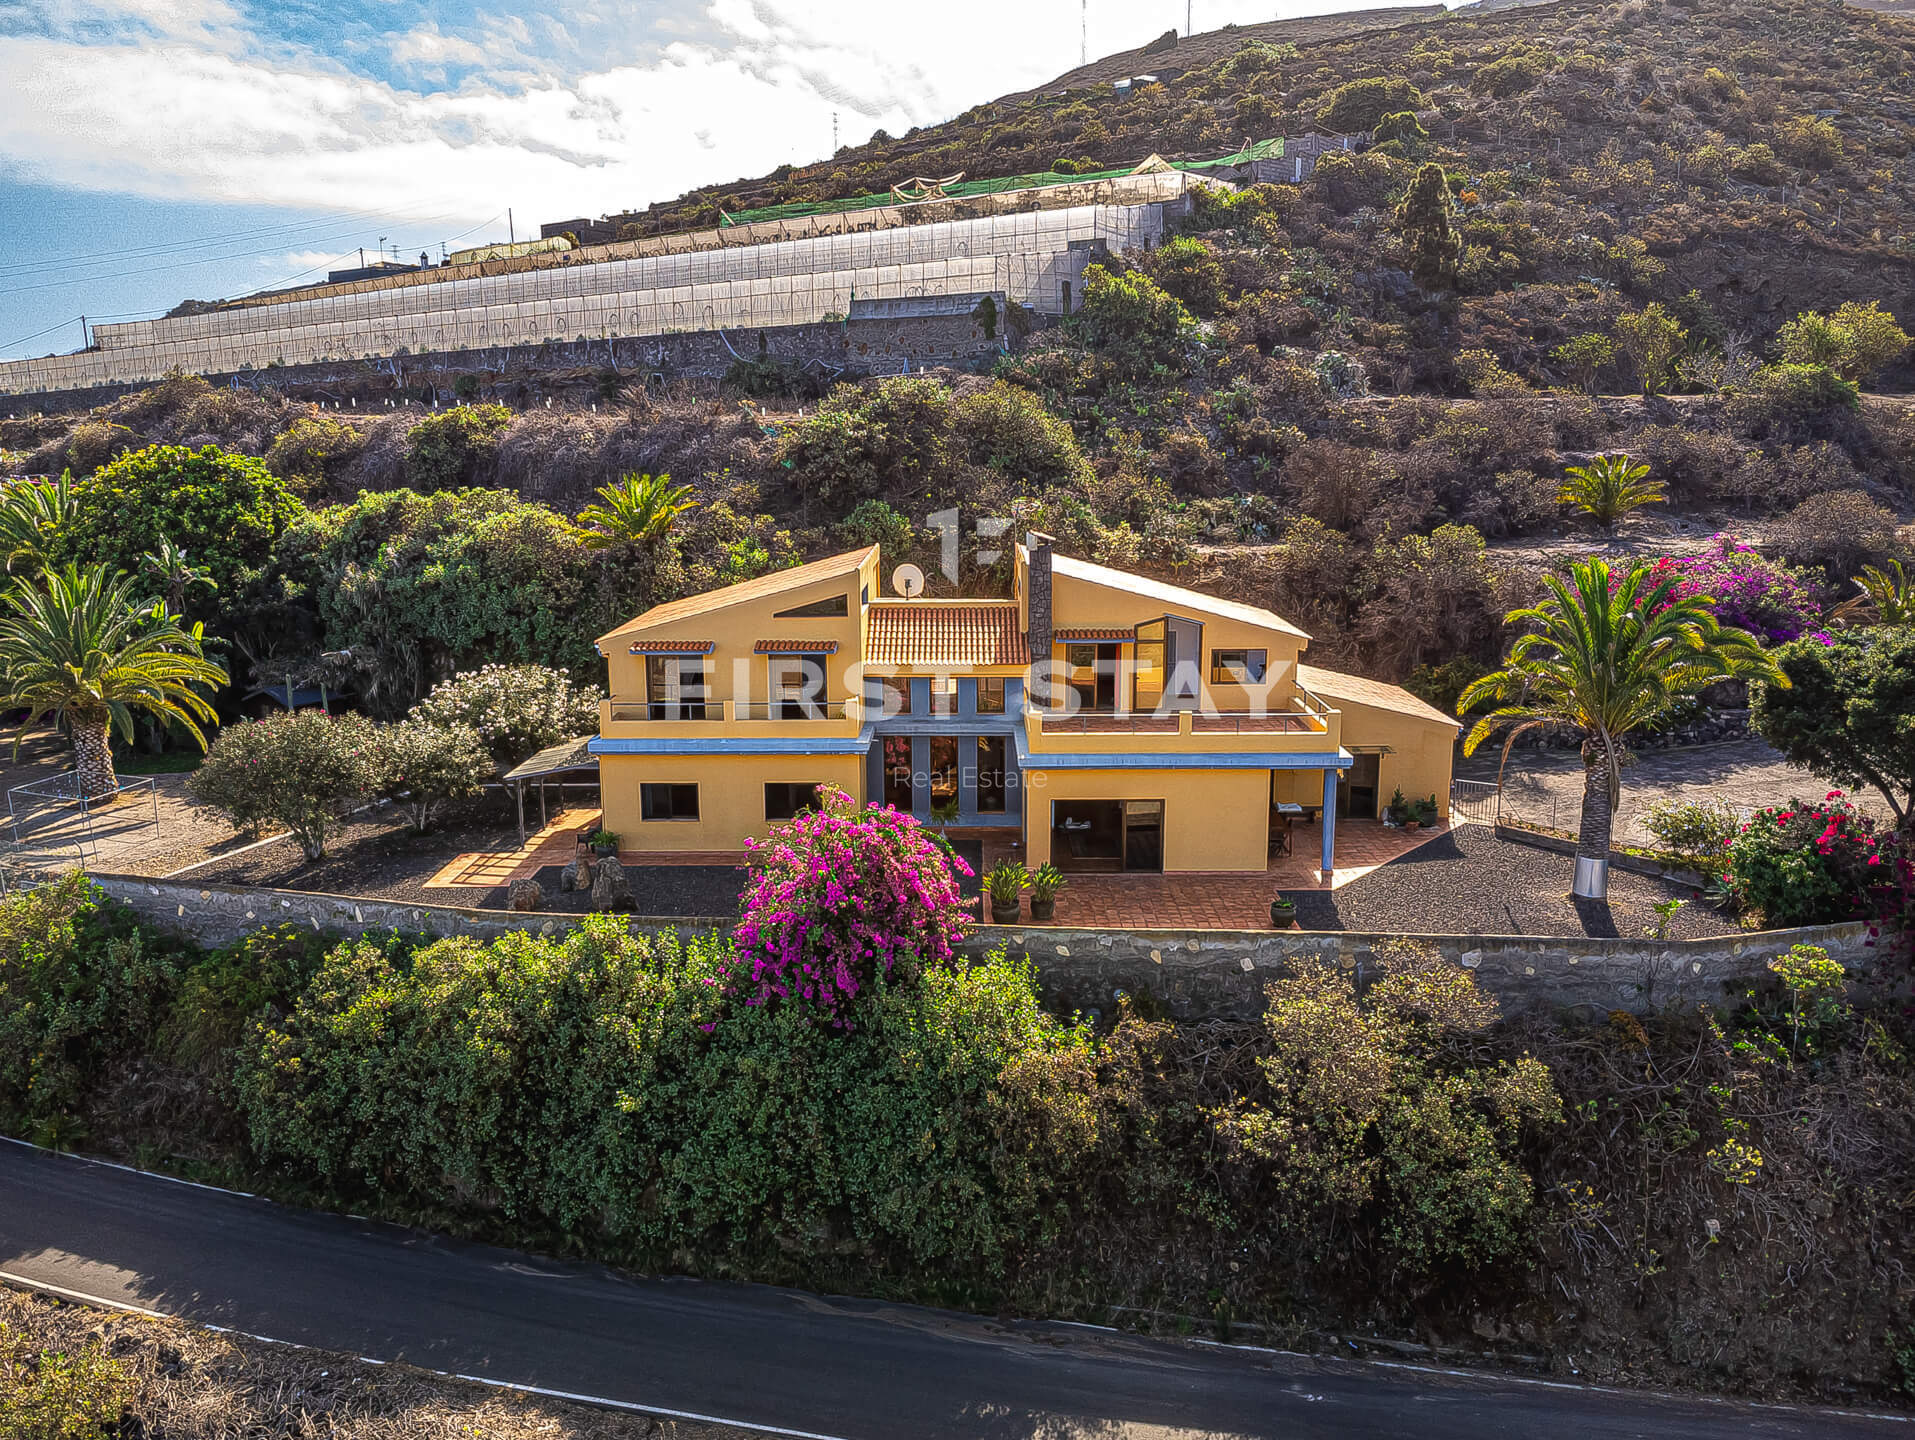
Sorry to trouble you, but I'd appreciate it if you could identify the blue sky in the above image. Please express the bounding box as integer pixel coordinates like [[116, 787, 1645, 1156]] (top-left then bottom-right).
[[0, 0, 1418, 360]]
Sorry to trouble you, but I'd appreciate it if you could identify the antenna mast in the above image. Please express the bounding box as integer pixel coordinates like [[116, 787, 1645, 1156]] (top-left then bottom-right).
[[1187, 1, 1193, 37], [1081, 0, 1087, 66]]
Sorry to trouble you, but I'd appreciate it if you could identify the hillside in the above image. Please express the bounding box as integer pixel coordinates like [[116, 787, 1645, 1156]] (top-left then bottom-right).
[[3, 0, 1914, 706]]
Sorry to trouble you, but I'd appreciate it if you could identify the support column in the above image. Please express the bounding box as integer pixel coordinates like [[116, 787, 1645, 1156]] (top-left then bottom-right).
[[1321, 768, 1338, 878]]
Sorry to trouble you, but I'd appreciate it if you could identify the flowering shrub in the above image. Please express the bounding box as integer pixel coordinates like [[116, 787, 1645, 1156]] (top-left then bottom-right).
[[1723, 792, 1887, 926], [188, 711, 385, 861], [409, 663, 601, 768], [1642, 535, 1824, 645], [732, 787, 973, 1024]]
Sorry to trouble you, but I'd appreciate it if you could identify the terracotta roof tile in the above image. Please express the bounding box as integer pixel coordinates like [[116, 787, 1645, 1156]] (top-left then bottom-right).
[[867, 603, 1031, 667], [1055, 627, 1136, 643], [627, 639, 714, 654], [753, 639, 841, 654]]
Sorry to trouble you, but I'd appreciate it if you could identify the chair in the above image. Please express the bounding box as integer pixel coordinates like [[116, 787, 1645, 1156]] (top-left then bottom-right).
[[1270, 814, 1293, 857]]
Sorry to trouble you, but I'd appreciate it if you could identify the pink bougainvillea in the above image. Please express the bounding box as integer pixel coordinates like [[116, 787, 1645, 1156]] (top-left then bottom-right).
[[731, 786, 973, 1024], [1640, 535, 1825, 645]]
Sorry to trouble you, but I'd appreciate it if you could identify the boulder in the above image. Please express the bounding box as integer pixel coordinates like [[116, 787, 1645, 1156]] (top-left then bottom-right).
[[509, 878, 544, 912], [591, 856, 633, 912], [559, 857, 593, 892]]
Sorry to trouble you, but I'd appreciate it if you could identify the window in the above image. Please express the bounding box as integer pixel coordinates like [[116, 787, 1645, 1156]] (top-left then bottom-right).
[[772, 593, 849, 619], [769, 656, 827, 717], [1065, 643, 1098, 669], [975, 735, 1007, 813], [878, 676, 912, 717], [929, 675, 958, 716], [1210, 649, 1268, 684], [645, 657, 709, 719], [640, 782, 699, 821], [975, 677, 1006, 714], [765, 782, 822, 821]]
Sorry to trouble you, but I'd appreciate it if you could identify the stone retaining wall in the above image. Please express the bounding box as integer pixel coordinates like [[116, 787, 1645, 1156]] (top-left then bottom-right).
[[90, 874, 1875, 1022]]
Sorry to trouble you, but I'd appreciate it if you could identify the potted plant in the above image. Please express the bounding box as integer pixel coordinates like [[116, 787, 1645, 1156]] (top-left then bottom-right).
[[1387, 786, 1412, 829], [1414, 794, 1439, 828], [1269, 895, 1298, 928], [930, 797, 960, 825], [589, 828, 620, 858], [985, 858, 1029, 924], [1028, 862, 1066, 922]]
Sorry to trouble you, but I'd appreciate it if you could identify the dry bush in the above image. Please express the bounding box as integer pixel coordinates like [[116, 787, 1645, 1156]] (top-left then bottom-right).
[[334, 414, 415, 494], [1771, 488, 1904, 580], [1770, 440, 1868, 508], [0, 1288, 733, 1439], [1633, 423, 1759, 504]]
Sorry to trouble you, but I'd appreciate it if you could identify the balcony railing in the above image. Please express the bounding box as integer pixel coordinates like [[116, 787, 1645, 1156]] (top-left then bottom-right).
[[604, 699, 852, 723], [1035, 703, 1332, 737]]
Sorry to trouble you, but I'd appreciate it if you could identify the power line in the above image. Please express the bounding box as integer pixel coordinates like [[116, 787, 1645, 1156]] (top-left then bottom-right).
[[0, 207, 405, 280], [0, 314, 85, 354]]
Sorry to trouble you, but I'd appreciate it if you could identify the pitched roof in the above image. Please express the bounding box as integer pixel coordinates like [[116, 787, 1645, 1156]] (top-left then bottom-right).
[[1048, 552, 1310, 641], [597, 547, 873, 646], [867, 602, 1031, 667], [753, 639, 840, 654], [1296, 663, 1460, 730]]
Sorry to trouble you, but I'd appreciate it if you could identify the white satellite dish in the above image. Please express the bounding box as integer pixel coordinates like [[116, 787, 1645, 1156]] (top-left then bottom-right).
[[892, 563, 926, 598]]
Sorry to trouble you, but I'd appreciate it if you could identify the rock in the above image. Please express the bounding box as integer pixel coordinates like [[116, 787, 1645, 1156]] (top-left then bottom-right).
[[559, 857, 592, 892], [509, 878, 544, 912], [591, 856, 632, 912]]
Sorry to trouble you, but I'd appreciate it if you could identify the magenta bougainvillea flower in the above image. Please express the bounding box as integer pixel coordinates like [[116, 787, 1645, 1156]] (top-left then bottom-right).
[[730, 786, 973, 1025], [1639, 535, 1824, 645]]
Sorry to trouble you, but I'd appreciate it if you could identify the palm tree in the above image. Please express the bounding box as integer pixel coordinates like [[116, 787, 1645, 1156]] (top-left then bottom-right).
[[0, 564, 228, 797], [1459, 558, 1784, 899], [1829, 560, 1915, 629], [1557, 454, 1665, 529], [0, 472, 76, 575], [576, 472, 698, 548]]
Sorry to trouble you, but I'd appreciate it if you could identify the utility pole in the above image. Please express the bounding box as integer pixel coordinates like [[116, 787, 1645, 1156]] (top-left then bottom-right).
[[79, 316, 88, 349], [832, 111, 839, 154], [1081, 0, 1087, 65], [1187, 1, 1193, 37], [508, 208, 515, 245]]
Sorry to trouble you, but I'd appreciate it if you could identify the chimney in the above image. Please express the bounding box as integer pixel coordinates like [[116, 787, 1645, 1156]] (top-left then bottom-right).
[[1025, 531, 1054, 695]]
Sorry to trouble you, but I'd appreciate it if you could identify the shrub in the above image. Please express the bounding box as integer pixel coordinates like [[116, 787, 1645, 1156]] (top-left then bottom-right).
[[0, 1331, 134, 1440], [188, 711, 386, 861], [1724, 793, 1885, 926], [1778, 302, 1910, 385], [1552, 334, 1615, 394], [1752, 628, 1915, 825], [1395, 162, 1461, 291], [265, 416, 366, 491], [731, 786, 973, 1025], [55, 444, 304, 614], [1471, 50, 1551, 97], [1072, 264, 1197, 379], [1373, 109, 1427, 145], [1774, 114, 1843, 171], [1642, 797, 1741, 868], [0, 875, 179, 1134], [62, 421, 135, 475], [953, 382, 1091, 487], [381, 719, 494, 831], [1737, 363, 1861, 426], [775, 376, 958, 509], [1139, 236, 1225, 317], [403, 403, 511, 491], [1772, 489, 1903, 581], [1642, 535, 1822, 644], [1316, 76, 1424, 132], [1614, 304, 1687, 396], [1558, 453, 1665, 527], [1214, 941, 1560, 1274], [409, 663, 602, 769]]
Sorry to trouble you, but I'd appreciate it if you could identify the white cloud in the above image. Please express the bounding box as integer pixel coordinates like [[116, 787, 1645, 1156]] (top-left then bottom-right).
[[0, 0, 1413, 232]]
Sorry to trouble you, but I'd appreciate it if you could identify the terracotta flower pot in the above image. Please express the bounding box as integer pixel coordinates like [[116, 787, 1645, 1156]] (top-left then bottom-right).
[[1270, 898, 1297, 928], [1029, 897, 1056, 923]]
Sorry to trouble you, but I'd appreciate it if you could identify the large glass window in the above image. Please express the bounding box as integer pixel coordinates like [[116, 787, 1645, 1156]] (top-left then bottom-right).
[[928, 737, 960, 819], [878, 676, 912, 717], [640, 782, 700, 821], [976, 736, 1007, 814], [769, 656, 827, 718], [1210, 649, 1268, 684], [645, 657, 709, 719], [929, 676, 958, 716], [975, 677, 1006, 714]]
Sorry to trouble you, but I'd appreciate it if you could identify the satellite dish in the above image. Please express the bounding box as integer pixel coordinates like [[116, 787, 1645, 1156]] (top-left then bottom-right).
[[892, 563, 926, 599]]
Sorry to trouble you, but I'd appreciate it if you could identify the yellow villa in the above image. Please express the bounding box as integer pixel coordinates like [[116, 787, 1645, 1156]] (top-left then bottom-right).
[[589, 536, 1458, 876]]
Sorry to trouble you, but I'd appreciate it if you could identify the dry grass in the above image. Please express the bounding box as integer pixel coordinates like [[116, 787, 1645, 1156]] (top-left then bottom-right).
[[0, 1285, 751, 1439]]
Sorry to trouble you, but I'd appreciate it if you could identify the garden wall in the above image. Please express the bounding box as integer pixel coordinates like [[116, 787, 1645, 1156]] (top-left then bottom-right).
[[89, 873, 1877, 1021]]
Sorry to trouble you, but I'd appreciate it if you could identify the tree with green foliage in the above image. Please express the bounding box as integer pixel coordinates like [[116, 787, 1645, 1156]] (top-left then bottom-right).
[[380, 718, 494, 832], [775, 375, 959, 510], [54, 444, 303, 614], [1751, 627, 1915, 827], [0, 473, 75, 576], [1072, 263, 1198, 379], [0, 565, 227, 797], [403, 402, 512, 491], [1461, 558, 1785, 898], [1394, 163, 1462, 291], [409, 663, 602, 769], [1551, 334, 1615, 394], [576, 472, 698, 548], [1614, 304, 1688, 396], [1778, 301, 1910, 384], [953, 382, 1091, 487], [189, 711, 387, 860], [1316, 76, 1424, 131], [1557, 453, 1665, 528]]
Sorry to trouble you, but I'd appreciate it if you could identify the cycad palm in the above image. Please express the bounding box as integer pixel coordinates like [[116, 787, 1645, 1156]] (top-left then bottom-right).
[[1459, 558, 1784, 898], [1829, 560, 1915, 628], [1558, 454, 1665, 529], [576, 472, 697, 548], [0, 472, 76, 575], [0, 564, 228, 797]]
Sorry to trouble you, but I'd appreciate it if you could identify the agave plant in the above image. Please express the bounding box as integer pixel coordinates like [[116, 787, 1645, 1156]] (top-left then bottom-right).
[[1557, 454, 1665, 529], [1828, 559, 1915, 629], [576, 472, 698, 548], [0, 564, 228, 796], [0, 472, 76, 576]]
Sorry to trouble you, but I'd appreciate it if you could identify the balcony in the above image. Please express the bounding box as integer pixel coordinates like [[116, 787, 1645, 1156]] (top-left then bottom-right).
[[1027, 694, 1338, 755], [599, 698, 861, 738]]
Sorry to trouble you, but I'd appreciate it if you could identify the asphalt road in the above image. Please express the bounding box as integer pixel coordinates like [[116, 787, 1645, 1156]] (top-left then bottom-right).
[[0, 1140, 1905, 1440]]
